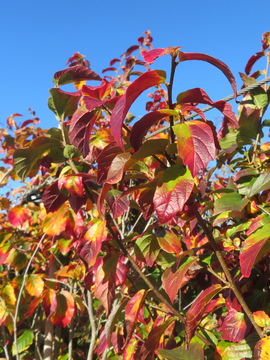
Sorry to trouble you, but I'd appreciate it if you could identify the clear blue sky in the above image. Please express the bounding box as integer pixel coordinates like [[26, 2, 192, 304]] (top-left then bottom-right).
[[1, 0, 270, 193]]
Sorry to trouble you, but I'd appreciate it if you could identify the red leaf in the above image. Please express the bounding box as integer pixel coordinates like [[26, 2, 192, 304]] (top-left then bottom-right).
[[138, 187, 155, 220], [8, 205, 31, 228], [25, 294, 45, 318], [130, 109, 177, 151], [142, 47, 181, 65], [173, 121, 216, 177], [94, 253, 119, 316], [140, 317, 176, 360], [102, 67, 117, 74], [63, 174, 84, 197], [178, 51, 237, 101], [42, 181, 69, 214], [124, 290, 148, 347], [185, 284, 222, 349], [125, 45, 140, 56], [240, 222, 270, 277], [69, 108, 101, 157], [97, 141, 123, 183], [153, 165, 194, 224], [77, 219, 106, 267], [110, 58, 120, 66], [43, 289, 57, 318], [221, 309, 252, 343], [177, 88, 238, 129], [245, 52, 264, 75], [111, 194, 130, 219], [83, 96, 117, 113], [51, 290, 76, 327], [111, 70, 166, 150], [53, 65, 101, 86], [82, 79, 111, 100], [115, 256, 127, 286], [162, 256, 198, 303], [141, 49, 166, 64]]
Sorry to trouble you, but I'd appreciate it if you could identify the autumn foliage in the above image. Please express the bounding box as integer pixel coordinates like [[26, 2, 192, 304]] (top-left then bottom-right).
[[0, 31, 270, 359]]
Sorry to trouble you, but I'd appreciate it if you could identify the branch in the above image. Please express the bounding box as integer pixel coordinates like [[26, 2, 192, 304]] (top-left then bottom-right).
[[13, 233, 46, 360], [1, 325, 10, 360], [87, 290, 97, 360], [106, 215, 215, 349], [196, 211, 263, 338], [167, 55, 177, 144]]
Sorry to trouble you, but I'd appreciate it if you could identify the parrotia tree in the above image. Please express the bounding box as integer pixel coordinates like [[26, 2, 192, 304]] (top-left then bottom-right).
[[0, 31, 270, 360]]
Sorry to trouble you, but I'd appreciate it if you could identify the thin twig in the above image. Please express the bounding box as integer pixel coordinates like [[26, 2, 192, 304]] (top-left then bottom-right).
[[87, 290, 97, 360], [127, 212, 143, 235], [1, 325, 10, 360], [106, 215, 215, 349], [13, 233, 46, 360], [196, 211, 263, 338]]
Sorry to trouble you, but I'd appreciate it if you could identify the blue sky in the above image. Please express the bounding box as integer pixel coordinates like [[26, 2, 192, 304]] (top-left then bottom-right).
[[1, 0, 270, 193]]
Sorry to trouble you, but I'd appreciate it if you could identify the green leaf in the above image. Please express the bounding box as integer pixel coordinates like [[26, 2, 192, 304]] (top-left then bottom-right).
[[48, 88, 81, 121], [12, 330, 34, 355], [215, 332, 259, 360], [157, 343, 204, 360], [247, 169, 270, 197], [250, 86, 268, 109], [63, 144, 81, 159], [135, 232, 160, 267], [219, 131, 238, 152], [214, 193, 248, 215], [13, 136, 64, 180]]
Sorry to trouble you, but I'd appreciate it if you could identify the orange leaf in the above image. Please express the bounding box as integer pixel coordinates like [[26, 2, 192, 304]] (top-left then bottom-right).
[[25, 274, 44, 297]]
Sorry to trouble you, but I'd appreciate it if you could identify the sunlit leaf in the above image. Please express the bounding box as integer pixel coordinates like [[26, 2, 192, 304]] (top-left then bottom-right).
[[43, 289, 57, 318], [124, 290, 148, 347], [240, 222, 270, 278], [254, 336, 270, 359], [253, 311, 270, 328], [185, 284, 222, 348], [154, 165, 194, 223], [214, 193, 248, 215], [221, 309, 252, 343], [48, 88, 81, 121], [69, 108, 101, 157], [215, 333, 259, 360], [111, 70, 166, 149], [173, 121, 216, 177], [157, 343, 204, 360], [53, 65, 101, 86], [8, 206, 31, 228], [134, 232, 160, 267], [94, 253, 119, 316], [130, 109, 178, 151], [156, 230, 182, 254], [140, 317, 176, 360], [25, 274, 44, 297], [162, 256, 198, 303], [178, 51, 237, 101], [13, 136, 64, 180], [77, 219, 106, 267], [12, 330, 34, 356], [177, 88, 238, 128], [51, 290, 76, 327], [246, 169, 270, 197]]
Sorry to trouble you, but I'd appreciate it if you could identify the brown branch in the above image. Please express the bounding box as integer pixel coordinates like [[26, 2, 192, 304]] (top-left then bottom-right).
[[167, 55, 177, 144], [196, 211, 263, 338], [106, 215, 215, 349]]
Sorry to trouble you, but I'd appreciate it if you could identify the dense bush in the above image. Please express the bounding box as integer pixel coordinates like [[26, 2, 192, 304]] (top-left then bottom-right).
[[0, 31, 270, 359]]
